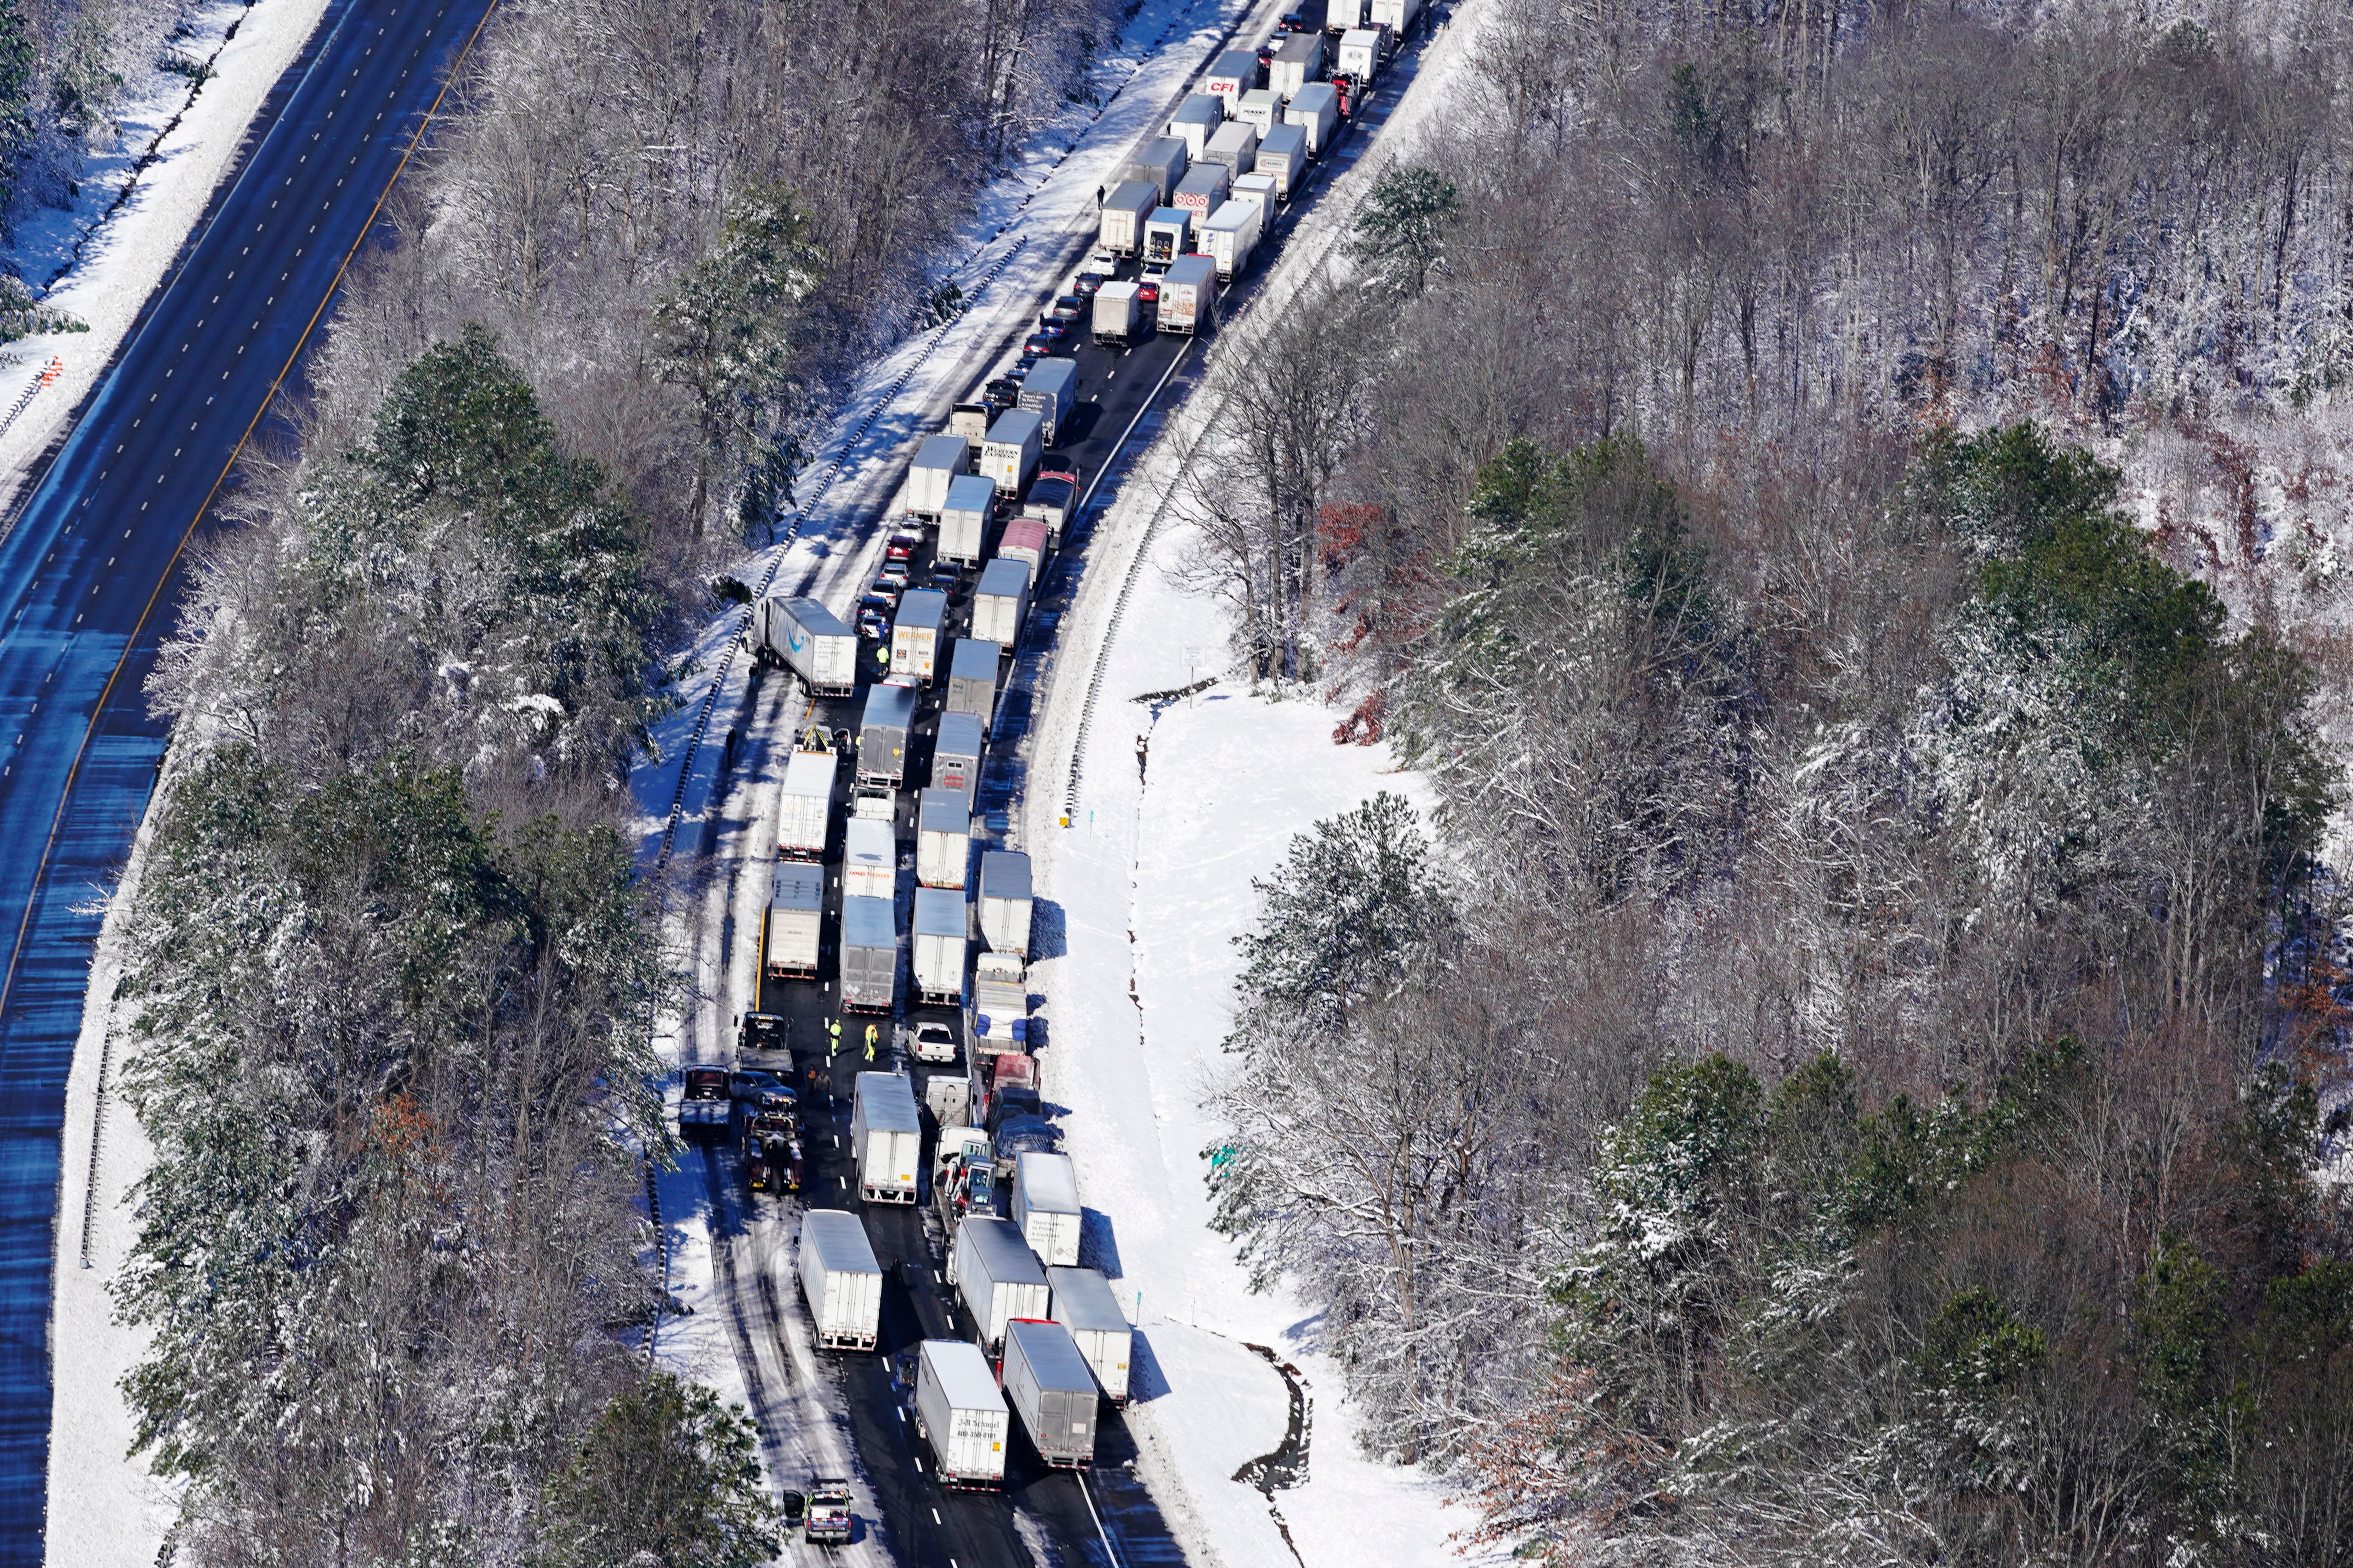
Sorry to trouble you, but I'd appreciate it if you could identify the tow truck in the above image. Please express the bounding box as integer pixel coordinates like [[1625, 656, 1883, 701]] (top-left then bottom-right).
[[738, 1011, 789, 1055], [678, 1066, 730, 1139], [934, 1127, 996, 1226], [805, 1478, 854, 1545]]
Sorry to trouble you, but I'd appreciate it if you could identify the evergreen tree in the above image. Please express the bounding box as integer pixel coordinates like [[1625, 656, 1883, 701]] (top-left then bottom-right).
[[1347, 165, 1460, 298], [536, 1375, 780, 1568]]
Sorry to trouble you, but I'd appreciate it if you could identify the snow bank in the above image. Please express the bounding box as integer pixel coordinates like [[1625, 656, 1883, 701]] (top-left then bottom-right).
[[0, 0, 334, 495]]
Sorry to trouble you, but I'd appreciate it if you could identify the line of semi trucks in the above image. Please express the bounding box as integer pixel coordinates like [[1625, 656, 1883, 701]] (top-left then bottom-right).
[[683, 0, 1424, 1500]]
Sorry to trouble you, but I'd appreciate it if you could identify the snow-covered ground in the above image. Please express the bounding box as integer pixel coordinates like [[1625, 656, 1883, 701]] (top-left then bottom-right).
[[0, 0, 334, 497]]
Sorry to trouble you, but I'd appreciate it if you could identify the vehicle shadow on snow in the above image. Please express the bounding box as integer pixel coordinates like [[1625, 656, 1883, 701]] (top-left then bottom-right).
[[1124, 1328, 1174, 1404], [1028, 897, 1069, 962], [1079, 1204, 1124, 1278]]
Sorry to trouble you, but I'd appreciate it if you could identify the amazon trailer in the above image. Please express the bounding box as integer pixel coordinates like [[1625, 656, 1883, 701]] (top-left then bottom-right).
[[980, 409, 1044, 497], [1092, 279, 1142, 345], [971, 557, 1031, 648], [775, 729, 838, 859], [917, 789, 974, 891], [1001, 1319, 1098, 1468], [891, 588, 949, 682], [1157, 255, 1219, 334], [1269, 32, 1326, 98], [1202, 47, 1260, 106], [851, 1071, 923, 1203], [1286, 82, 1340, 155], [1017, 358, 1079, 446], [858, 681, 918, 786], [940, 473, 996, 565], [1256, 123, 1308, 198], [843, 815, 895, 902], [1235, 87, 1283, 132], [951, 1216, 1051, 1355], [945, 638, 1002, 735], [1142, 207, 1191, 267], [932, 709, 985, 802], [1012, 1151, 1082, 1267], [1097, 180, 1159, 257], [1048, 1267, 1133, 1404], [966, 951, 1029, 1057], [978, 850, 1033, 958], [915, 1340, 1010, 1488], [838, 894, 898, 1013], [906, 432, 970, 518], [797, 1210, 883, 1350], [912, 886, 969, 1006], [1124, 136, 1188, 205], [1203, 199, 1264, 281], [754, 597, 857, 696], [1202, 119, 1258, 176], [1166, 93, 1223, 161], [763, 862, 824, 979], [1172, 161, 1230, 222]]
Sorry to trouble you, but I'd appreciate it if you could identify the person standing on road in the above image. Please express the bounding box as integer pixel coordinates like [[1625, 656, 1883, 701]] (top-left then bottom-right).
[[864, 1023, 879, 1062], [875, 642, 890, 675], [827, 1017, 842, 1060]]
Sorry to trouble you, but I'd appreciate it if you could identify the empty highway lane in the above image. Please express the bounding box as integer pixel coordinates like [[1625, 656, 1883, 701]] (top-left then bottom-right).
[[0, 0, 496, 1558]]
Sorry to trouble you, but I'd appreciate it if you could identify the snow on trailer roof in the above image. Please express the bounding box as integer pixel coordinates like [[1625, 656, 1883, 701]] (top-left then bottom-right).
[[914, 885, 966, 939], [978, 557, 1029, 598], [802, 1210, 883, 1274], [945, 473, 997, 512], [921, 1339, 1004, 1408], [1006, 1318, 1096, 1391], [897, 588, 948, 631], [951, 638, 1002, 681], [959, 1215, 1049, 1284], [1018, 1151, 1080, 1214], [980, 850, 1032, 902], [841, 894, 898, 953], [782, 746, 835, 800], [846, 814, 893, 865], [1047, 1267, 1128, 1335], [862, 681, 918, 730], [771, 863, 824, 914], [856, 1071, 922, 1132], [920, 788, 972, 836]]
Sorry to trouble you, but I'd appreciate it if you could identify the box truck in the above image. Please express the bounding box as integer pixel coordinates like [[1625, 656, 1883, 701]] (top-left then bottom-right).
[[1235, 86, 1283, 131], [1017, 358, 1079, 446], [1256, 123, 1308, 197], [907, 432, 970, 518], [776, 726, 837, 859], [940, 473, 995, 565], [912, 885, 968, 1006], [1203, 199, 1264, 280], [1124, 136, 1188, 204], [945, 638, 1001, 733], [1202, 119, 1258, 176], [1337, 26, 1382, 81], [971, 557, 1030, 647], [1166, 93, 1223, 160], [981, 409, 1044, 497], [1172, 162, 1230, 220], [932, 710, 985, 801], [1143, 208, 1191, 266], [858, 681, 917, 785], [917, 789, 974, 891], [950, 402, 991, 451], [838, 894, 898, 1013], [1093, 280, 1142, 344], [892, 588, 949, 682], [753, 597, 857, 696], [844, 815, 895, 901], [764, 862, 823, 979], [851, 1072, 922, 1202], [1157, 255, 1218, 333], [1269, 32, 1326, 98], [997, 517, 1048, 581], [798, 1210, 883, 1349], [967, 951, 1029, 1057], [915, 1340, 1010, 1488], [952, 1216, 1051, 1354], [1097, 181, 1158, 257], [1370, 0, 1420, 39], [1328, 0, 1369, 25], [978, 849, 1033, 958], [1203, 47, 1260, 104], [1286, 82, 1340, 154], [1002, 1319, 1098, 1468], [1012, 1151, 1082, 1267], [1048, 1266, 1132, 1403]]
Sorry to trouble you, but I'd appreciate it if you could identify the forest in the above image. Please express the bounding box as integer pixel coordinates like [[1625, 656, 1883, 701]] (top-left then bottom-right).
[[103, 0, 1112, 1557], [1194, 0, 2353, 1561]]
